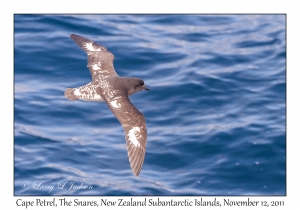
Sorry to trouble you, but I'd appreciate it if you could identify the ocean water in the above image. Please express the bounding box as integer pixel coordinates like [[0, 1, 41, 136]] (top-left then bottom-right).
[[14, 14, 286, 196]]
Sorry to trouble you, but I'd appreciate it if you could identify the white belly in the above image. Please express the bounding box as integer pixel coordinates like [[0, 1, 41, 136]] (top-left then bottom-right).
[[74, 88, 105, 102], [79, 98, 105, 102]]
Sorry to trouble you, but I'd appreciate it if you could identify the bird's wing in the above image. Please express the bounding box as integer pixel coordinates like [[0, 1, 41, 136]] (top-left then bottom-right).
[[70, 34, 118, 81], [104, 95, 147, 176]]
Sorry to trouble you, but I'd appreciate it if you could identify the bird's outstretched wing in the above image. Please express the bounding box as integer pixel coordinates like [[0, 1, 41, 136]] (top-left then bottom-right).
[[70, 34, 118, 81], [104, 95, 147, 176]]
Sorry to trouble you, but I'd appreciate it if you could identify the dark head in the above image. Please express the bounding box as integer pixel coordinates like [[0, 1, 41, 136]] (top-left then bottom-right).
[[128, 78, 150, 96]]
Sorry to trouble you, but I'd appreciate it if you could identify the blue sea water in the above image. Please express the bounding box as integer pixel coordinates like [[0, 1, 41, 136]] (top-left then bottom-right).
[[14, 14, 286, 196]]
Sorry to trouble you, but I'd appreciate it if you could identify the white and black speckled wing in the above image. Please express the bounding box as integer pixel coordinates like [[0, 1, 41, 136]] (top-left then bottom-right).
[[70, 34, 118, 81], [64, 82, 105, 102], [104, 95, 147, 176]]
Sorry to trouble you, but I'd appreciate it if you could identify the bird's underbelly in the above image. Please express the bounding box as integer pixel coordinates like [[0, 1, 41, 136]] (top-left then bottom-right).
[[79, 97, 105, 102], [74, 88, 105, 102]]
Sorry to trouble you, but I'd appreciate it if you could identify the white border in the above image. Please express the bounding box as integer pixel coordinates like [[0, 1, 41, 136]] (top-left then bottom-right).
[[3, 0, 297, 209]]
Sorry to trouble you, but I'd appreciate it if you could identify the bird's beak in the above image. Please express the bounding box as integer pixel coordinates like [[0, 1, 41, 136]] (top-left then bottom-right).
[[143, 85, 150, 91]]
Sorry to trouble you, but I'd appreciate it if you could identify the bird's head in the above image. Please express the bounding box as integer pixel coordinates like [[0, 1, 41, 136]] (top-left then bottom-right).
[[128, 78, 150, 95]]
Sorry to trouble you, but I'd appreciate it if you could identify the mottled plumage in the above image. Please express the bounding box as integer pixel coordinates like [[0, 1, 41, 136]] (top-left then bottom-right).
[[65, 34, 149, 176]]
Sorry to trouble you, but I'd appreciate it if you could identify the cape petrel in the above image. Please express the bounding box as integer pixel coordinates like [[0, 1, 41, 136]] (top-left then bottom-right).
[[64, 34, 149, 176]]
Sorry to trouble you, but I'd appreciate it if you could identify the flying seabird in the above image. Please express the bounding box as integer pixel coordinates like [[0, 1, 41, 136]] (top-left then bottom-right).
[[64, 34, 150, 176]]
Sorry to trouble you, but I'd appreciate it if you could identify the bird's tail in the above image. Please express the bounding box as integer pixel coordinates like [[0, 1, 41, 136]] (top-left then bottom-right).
[[64, 88, 78, 100]]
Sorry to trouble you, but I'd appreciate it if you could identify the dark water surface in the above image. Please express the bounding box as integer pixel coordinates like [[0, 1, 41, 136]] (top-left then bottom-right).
[[14, 14, 286, 195]]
